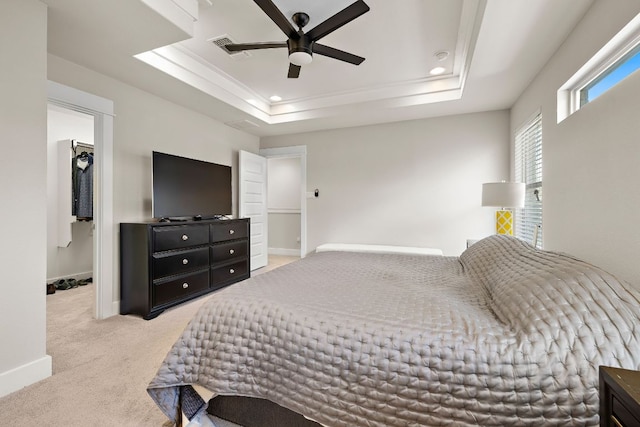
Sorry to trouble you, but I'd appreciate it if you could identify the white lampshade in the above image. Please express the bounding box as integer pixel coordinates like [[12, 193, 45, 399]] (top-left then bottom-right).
[[289, 51, 312, 66], [482, 182, 525, 208]]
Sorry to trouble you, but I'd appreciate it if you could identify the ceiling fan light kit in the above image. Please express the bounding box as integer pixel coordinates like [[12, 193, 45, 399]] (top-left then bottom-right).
[[289, 51, 313, 66], [287, 31, 313, 66], [224, 0, 370, 78]]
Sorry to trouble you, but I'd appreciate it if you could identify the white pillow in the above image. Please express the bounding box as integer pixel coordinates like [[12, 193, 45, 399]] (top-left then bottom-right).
[[315, 243, 442, 256]]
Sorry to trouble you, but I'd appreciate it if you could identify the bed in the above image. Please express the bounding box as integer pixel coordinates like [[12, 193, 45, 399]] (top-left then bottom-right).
[[147, 235, 640, 426]]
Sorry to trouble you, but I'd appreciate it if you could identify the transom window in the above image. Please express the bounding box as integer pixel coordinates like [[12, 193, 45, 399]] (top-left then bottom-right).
[[579, 42, 640, 106], [558, 13, 640, 122]]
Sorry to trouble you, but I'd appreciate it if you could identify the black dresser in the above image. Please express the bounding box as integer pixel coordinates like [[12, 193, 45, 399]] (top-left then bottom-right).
[[600, 366, 640, 427], [120, 218, 250, 319]]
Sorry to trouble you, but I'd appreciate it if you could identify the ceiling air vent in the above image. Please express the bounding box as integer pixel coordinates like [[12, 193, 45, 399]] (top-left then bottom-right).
[[225, 119, 260, 131], [210, 35, 251, 58]]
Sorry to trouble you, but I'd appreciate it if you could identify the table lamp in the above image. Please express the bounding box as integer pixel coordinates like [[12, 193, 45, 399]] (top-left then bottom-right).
[[482, 182, 525, 235]]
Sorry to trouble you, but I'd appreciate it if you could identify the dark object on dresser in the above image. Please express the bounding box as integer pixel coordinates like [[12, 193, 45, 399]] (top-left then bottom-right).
[[600, 366, 640, 427], [120, 218, 250, 319]]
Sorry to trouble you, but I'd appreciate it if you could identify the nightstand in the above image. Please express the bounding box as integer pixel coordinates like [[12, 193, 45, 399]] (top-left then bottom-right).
[[600, 366, 640, 427]]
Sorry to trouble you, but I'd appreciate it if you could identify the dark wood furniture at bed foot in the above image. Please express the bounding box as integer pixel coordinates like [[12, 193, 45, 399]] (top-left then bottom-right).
[[207, 396, 322, 427], [600, 366, 640, 427], [120, 218, 250, 319]]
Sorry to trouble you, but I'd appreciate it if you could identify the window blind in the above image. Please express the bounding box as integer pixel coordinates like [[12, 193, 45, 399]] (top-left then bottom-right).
[[514, 113, 543, 248]]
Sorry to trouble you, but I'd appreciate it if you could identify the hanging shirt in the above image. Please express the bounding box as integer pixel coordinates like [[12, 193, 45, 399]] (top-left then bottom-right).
[[75, 153, 93, 220]]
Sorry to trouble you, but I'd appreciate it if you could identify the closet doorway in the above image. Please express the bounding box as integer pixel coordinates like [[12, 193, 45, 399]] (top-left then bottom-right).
[[47, 105, 95, 295], [260, 146, 307, 258], [47, 81, 115, 319]]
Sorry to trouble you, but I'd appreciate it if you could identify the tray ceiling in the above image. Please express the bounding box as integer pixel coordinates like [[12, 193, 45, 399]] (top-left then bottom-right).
[[44, 0, 594, 136]]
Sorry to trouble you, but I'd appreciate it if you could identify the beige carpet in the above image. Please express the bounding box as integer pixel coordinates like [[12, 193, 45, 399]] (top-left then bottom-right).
[[0, 256, 298, 426]]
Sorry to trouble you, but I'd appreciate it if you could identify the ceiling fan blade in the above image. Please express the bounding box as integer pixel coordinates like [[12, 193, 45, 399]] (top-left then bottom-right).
[[254, 0, 299, 40], [313, 43, 365, 65], [306, 0, 370, 42], [288, 63, 301, 78], [225, 42, 287, 52]]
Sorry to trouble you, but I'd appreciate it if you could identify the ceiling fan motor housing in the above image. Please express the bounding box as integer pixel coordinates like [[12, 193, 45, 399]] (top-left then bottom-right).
[[288, 36, 313, 56], [288, 36, 313, 65]]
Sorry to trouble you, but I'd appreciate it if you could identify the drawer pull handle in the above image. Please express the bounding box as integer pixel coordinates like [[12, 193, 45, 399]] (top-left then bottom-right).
[[182, 283, 189, 289], [182, 234, 189, 241], [229, 269, 235, 274], [229, 229, 235, 235], [229, 249, 235, 255], [182, 259, 189, 265]]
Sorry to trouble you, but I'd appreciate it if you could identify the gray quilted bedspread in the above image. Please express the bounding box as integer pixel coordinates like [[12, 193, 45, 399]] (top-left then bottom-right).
[[148, 235, 640, 426]]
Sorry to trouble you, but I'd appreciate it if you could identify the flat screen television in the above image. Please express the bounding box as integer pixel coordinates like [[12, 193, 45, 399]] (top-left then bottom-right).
[[152, 151, 232, 220]]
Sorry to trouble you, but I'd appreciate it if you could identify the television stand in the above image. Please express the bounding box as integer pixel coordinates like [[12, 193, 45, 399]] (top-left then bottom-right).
[[120, 218, 250, 319]]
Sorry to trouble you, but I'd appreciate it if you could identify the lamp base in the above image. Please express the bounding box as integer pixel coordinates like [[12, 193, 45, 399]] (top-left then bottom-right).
[[496, 210, 513, 235]]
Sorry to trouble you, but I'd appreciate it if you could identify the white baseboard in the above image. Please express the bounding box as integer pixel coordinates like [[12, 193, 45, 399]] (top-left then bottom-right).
[[268, 248, 300, 256], [47, 270, 93, 283], [0, 355, 52, 398]]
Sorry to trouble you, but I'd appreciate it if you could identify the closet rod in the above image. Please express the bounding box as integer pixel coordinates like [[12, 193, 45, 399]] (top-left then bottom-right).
[[71, 139, 93, 149]]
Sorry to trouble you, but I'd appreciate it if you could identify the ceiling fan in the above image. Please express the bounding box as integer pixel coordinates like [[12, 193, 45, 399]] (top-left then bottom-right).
[[225, 0, 370, 78]]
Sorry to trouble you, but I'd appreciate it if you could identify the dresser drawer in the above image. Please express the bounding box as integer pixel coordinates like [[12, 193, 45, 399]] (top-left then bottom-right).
[[211, 222, 248, 242], [153, 225, 209, 252], [153, 247, 209, 279], [211, 240, 248, 262], [153, 269, 209, 307], [211, 260, 248, 286], [612, 395, 640, 427]]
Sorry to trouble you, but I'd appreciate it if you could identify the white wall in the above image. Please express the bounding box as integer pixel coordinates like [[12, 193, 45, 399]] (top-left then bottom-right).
[[261, 110, 509, 255], [47, 54, 260, 303], [46, 105, 94, 281], [268, 157, 301, 211], [268, 213, 301, 253], [0, 0, 51, 397], [511, 1, 640, 285]]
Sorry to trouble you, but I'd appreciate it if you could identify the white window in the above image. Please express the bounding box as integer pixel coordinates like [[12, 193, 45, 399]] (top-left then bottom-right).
[[558, 13, 640, 122], [514, 113, 542, 248], [579, 43, 640, 107]]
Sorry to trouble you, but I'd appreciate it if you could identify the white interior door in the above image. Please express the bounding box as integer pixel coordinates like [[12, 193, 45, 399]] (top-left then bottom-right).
[[239, 150, 268, 270]]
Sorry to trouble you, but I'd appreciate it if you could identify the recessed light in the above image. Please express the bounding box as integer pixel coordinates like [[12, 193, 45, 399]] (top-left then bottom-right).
[[429, 66, 446, 75], [269, 95, 282, 102]]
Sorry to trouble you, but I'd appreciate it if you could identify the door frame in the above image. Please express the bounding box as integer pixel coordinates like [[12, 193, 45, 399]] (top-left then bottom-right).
[[47, 81, 115, 319], [259, 146, 307, 258]]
